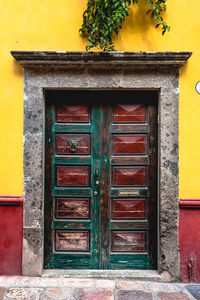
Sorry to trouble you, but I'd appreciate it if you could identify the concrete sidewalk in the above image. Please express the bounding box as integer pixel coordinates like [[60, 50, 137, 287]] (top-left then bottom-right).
[[0, 276, 199, 300]]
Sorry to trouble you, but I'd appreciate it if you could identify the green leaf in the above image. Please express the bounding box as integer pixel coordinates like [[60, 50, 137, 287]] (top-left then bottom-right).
[[80, 0, 170, 52]]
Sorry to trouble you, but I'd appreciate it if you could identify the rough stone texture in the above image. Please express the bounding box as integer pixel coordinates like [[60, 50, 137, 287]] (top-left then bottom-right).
[[0, 288, 5, 300], [117, 290, 152, 300], [0, 277, 197, 300], [78, 288, 114, 300], [44, 288, 76, 300], [159, 293, 190, 300], [23, 228, 42, 254], [22, 237, 43, 276], [19, 53, 183, 278], [159, 85, 180, 280], [4, 288, 45, 300]]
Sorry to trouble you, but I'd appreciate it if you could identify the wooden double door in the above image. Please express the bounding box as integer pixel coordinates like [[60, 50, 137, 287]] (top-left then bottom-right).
[[44, 90, 157, 270]]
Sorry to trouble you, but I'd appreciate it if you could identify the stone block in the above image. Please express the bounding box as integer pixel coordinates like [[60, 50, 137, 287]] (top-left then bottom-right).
[[117, 290, 152, 300], [5, 288, 43, 300], [158, 292, 190, 300], [116, 281, 144, 289], [78, 288, 114, 300], [95, 280, 115, 289]]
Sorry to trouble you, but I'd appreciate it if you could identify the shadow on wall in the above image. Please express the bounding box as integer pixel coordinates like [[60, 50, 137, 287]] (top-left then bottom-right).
[[122, 2, 155, 44], [115, 1, 169, 49], [126, 2, 152, 33], [12, 57, 23, 77]]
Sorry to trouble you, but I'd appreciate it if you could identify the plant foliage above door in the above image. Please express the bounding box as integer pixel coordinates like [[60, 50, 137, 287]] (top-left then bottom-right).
[[79, 0, 170, 52]]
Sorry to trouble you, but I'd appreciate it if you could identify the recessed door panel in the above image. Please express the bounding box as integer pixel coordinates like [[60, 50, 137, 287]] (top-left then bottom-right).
[[57, 167, 90, 186], [57, 105, 89, 123], [113, 167, 146, 186], [55, 231, 90, 252], [112, 135, 146, 155], [112, 199, 145, 219], [55, 198, 90, 219], [56, 134, 90, 155], [111, 231, 146, 252], [113, 104, 146, 123]]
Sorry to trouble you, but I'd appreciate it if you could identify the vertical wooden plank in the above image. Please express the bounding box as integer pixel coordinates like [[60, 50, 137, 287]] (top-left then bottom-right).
[[100, 104, 112, 269], [44, 99, 55, 268], [90, 104, 101, 268], [147, 98, 158, 269]]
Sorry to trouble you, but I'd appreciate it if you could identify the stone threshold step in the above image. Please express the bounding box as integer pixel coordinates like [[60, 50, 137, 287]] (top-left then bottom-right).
[[42, 270, 162, 282]]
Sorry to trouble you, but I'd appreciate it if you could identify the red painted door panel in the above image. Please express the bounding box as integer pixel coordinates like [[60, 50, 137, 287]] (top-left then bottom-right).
[[113, 135, 146, 155], [113, 104, 146, 123], [57, 167, 90, 186], [111, 231, 146, 252], [57, 134, 90, 155], [112, 199, 145, 219], [57, 105, 89, 122], [55, 198, 90, 219], [55, 231, 89, 252], [112, 167, 147, 186]]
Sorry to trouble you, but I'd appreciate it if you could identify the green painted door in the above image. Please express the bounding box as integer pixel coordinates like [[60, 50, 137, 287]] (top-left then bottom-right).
[[44, 90, 157, 270]]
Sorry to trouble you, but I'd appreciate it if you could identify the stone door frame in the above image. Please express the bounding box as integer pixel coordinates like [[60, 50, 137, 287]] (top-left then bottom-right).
[[11, 51, 192, 279]]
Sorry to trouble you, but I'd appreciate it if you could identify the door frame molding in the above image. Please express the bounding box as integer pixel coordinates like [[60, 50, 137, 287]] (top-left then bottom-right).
[[11, 51, 191, 280]]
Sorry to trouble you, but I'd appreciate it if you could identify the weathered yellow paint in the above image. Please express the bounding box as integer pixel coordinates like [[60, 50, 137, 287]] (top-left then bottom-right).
[[0, 0, 199, 197]]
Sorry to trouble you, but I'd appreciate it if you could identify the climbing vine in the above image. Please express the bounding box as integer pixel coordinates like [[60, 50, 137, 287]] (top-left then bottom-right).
[[79, 0, 170, 52]]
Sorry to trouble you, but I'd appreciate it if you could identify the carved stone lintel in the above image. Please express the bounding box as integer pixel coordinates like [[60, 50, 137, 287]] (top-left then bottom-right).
[[11, 51, 192, 69]]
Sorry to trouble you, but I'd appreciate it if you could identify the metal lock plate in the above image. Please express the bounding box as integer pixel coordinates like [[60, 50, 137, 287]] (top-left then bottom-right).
[[119, 190, 140, 196]]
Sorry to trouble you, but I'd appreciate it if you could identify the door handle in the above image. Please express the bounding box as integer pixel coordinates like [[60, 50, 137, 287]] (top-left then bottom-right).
[[70, 139, 77, 153]]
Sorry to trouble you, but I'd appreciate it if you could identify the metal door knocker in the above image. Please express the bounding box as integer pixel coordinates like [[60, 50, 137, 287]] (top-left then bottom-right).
[[70, 139, 77, 153]]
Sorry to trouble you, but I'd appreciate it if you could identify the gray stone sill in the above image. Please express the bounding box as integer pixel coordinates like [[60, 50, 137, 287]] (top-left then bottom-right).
[[42, 269, 162, 282]]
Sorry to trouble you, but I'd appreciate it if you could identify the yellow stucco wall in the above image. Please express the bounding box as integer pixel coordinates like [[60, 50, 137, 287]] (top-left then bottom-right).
[[0, 0, 199, 197]]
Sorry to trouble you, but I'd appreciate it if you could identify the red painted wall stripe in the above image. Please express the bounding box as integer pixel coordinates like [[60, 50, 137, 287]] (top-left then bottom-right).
[[0, 195, 23, 204], [179, 198, 200, 282], [180, 198, 200, 208], [0, 195, 23, 275]]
